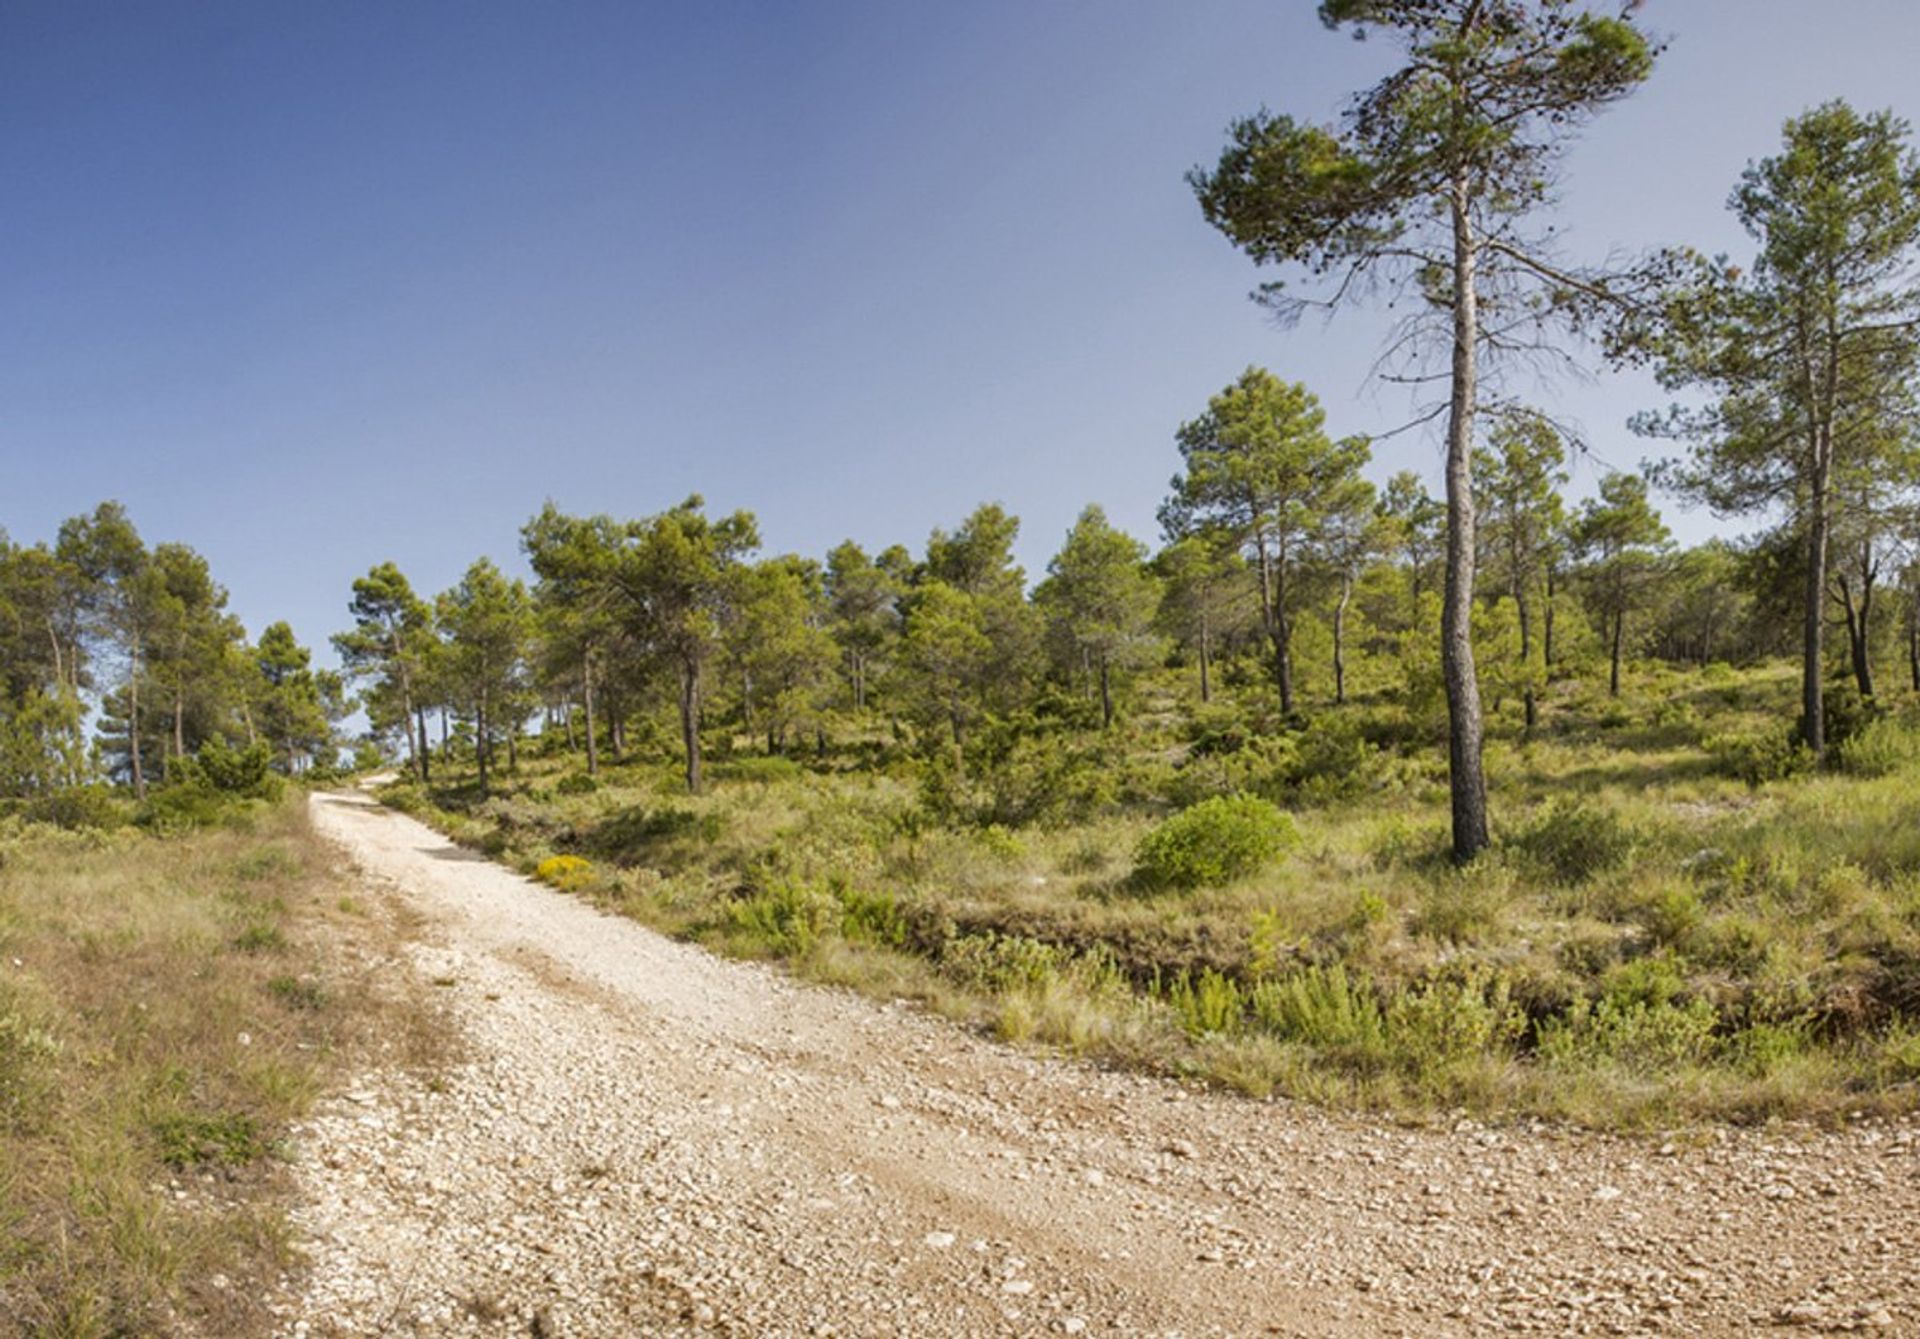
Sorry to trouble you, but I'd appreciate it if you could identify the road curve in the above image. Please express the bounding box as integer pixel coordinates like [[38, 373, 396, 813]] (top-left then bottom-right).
[[278, 789, 1918, 1337]]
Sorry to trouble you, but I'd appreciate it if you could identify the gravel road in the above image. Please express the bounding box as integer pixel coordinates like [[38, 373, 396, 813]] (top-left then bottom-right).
[[279, 788, 1920, 1337]]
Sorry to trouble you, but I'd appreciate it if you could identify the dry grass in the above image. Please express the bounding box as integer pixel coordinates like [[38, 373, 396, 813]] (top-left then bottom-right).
[[0, 796, 447, 1338], [376, 659, 1920, 1129]]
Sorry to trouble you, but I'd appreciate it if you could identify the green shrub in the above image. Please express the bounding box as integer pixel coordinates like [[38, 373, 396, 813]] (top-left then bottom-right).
[[196, 736, 281, 797], [141, 782, 253, 834], [728, 880, 837, 956], [1512, 799, 1638, 884], [1133, 794, 1298, 890], [377, 781, 428, 814], [1164, 968, 1244, 1037], [28, 784, 125, 832], [1285, 715, 1383, 804], [1385, 971, 1526, 1076], [835, 882, 907, 948], [554, 771, 600, 795], [1823, 680, 1880, 749], [717, 755, 804, 785], [1706, 729, 1812, 786], [1249, 965, 1387, 1059], [941, 932, 1069, 993], [1837, 715, 1916, 778], [1537, 995, 1719, 1073]]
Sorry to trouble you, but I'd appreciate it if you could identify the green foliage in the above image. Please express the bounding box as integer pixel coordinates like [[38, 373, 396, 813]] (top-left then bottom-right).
[[151, 1110, 265, 1169], [1384, 971, 1526, 1077], [1706, 729, 1812, 786], [729, 880, 839, 956], [941, 932, 1070, 993], [1249, 965, 1387, 1059], [1133, 793, 1298, 890], [27, 784, 126, 832], [196, 736, 281, 796], [1539, 994, 1720, 1074], [1512, 799, 1639, 884], [1837, 713, 1919, 778], [1164, 968, 1245, 1038]]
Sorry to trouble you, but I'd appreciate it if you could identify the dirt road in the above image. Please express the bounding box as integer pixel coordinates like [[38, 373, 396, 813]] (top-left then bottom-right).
[[279, 789, 1918, 1336]]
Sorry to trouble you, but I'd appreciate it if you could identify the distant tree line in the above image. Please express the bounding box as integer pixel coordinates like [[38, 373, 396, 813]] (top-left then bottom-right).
[[0, 502, 347, 800]]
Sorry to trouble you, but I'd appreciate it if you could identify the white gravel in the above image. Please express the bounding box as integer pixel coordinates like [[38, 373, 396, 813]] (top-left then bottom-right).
[[274, 789, 1920, 1337]]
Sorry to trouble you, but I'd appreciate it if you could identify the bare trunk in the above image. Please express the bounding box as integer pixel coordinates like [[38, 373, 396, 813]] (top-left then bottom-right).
[[1252, 534, 1294, 715], [1803, 438, 1831, 756], [475, 695, 490, 792], [416, 707, 431, 782], [1442, 175, 1489, 862], [1848, 554, 1877, 700], [1908, 616, 1920, 694], [1515, 582, 1536, 734], [1098, 653, 1114, 729], [128, 648, 146, 801], [1543, 563, 1557, 668], [679, 658, 702, 795], [173, 683, 186, 773], [1198, 609, 1212, 704], [583, 660, 599, 777]]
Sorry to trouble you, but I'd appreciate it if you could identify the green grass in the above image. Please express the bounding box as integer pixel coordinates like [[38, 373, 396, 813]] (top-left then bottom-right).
[[380, 658, 1920, 1129]]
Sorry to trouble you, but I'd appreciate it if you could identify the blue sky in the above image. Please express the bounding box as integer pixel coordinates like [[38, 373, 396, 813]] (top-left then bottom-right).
[[6, 1, 1920, 668]]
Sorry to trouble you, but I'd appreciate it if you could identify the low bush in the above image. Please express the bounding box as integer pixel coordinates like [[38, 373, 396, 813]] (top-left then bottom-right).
[[1249, 964, 1387, 1060], [1512, 799, 1638, 884], [1706, 729, 1812, 786], [1132, 794, 1298, 890], [534, 853, 596, 892], [1837, 715, 1917, 778], [28, 784, 125, 831]]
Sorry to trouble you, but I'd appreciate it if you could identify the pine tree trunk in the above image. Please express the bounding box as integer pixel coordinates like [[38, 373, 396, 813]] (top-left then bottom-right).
[[1908, 618, 1919, 694], [129, 648, 146, 801], [476, 697, 490, 792], [1098, 654, 1113, 729], [1336, 577, 1355, 706], [1442, 174, 1490, 863], [679, 658, 702, 795], [583, 661, 599, 776], [1516, 581, 1536, 735], [1198, 612, 1212, 704], [1803, 439, 1832, 756], [1544, 564, 1557, 668], [416, 707, 432, 782], [1253, 536, 1294, 715]]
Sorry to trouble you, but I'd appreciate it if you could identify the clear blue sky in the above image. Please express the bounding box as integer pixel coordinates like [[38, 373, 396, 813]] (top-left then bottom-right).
[[6, 1, 1919, 669]]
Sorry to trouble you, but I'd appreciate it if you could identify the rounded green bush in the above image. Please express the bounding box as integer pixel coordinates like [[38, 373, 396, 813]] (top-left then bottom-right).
[[1133, 793, 1298, 890]]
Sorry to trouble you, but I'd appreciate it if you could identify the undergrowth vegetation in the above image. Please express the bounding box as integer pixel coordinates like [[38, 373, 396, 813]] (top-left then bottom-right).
[[381, 660, 1920, 1129], [0, 794, 435, 1337]]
